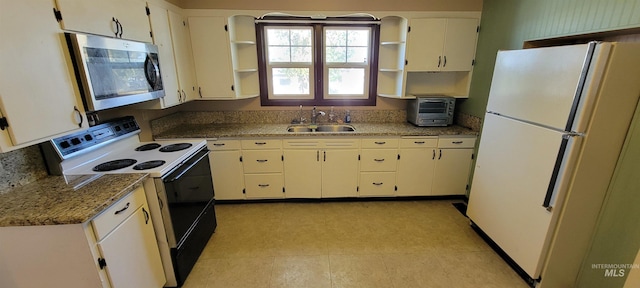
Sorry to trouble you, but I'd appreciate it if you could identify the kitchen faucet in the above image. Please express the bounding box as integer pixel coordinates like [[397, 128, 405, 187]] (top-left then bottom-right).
[[311, 106, 325, 124]]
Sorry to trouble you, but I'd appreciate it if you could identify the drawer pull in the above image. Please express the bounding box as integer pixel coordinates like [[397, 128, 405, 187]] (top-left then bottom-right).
[[374, 158, 385, 162], [414, 141, 425, 144], [114, 202, 130, 215], [258, 184, 270, 187], [213, 143, 226, 146], [373, 182, 384, 185], [142, 207, 149, 224], [256, 159, 268, 163], [374, 141, 386, 145], [451, 141, 464, 144], [255, 142, 267, 145], [432, 150, 436, 160]]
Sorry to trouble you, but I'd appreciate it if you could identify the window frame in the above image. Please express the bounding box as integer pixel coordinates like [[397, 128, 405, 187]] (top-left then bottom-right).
[[257, 18, 380, 106]]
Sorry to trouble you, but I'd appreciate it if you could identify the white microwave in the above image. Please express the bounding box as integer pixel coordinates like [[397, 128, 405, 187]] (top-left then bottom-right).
[[407, 95, 455, 126], [66, 33, 164, 111]]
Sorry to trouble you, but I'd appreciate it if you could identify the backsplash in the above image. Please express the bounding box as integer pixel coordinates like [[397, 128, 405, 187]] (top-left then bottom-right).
[[455, 112, 482, 131], [0, 145, 48, 194], [150, 110, 407, 135]]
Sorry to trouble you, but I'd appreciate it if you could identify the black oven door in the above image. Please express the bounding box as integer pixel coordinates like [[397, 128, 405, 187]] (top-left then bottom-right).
[[162, 147, 214, 246]]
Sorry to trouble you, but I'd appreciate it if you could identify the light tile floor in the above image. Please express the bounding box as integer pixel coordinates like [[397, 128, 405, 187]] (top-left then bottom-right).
[[182, 200, 529, 288]]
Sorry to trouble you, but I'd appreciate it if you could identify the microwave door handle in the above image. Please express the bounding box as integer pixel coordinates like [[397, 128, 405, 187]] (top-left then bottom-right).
[[144, 54, 161, 89]]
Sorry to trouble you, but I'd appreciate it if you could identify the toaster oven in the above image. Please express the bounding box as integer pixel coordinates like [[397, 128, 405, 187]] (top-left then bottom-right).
[[407, 96, 455, 126]]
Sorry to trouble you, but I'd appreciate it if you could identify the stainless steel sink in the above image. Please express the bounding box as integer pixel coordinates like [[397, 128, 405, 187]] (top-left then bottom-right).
[[286, 124, 355, 133]]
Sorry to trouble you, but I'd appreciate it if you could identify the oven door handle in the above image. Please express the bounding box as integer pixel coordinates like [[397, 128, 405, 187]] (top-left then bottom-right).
[[164, 149, 210, 183]]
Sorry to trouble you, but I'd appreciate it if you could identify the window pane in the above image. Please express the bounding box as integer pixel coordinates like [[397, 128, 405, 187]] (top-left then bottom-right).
[[325, 30, 346, 46], [328, 68, 364, 95], [325, 47, 346, 63], [347, 47, 368, 63], [347, 30, 369, 46], [291, 47, 312, 62], [268, 47, 291, 62], [267, 28, 312, 63], [272, 68, 310, 95]]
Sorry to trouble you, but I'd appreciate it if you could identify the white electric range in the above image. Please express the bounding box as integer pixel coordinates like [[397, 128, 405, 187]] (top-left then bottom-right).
[[42, 116, 216, 287]]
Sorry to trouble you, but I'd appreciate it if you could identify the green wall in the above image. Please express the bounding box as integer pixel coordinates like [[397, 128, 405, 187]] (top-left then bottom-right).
[[460, 0, 640, 117], [463, 1, 640, 287]]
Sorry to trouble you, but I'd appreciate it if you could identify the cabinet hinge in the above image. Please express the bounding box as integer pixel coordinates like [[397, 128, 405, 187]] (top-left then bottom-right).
[[471, 153, 475, 160], [239, 156, 243, 162], [282, 187, 285, 193], [224, 24, 228, 31], [395, 186, 398, 191], [471, 59, 475, 66], [97, 258, 107, 270], [358, 155, 361, 160], [231, 85, 235, 91], [150, 31, 153, 38], [357, 186, 359, 192], [397, 154, 400, 160], [477, 25, 480, 33], [145, 6, 150, 15], [52, 8, 63, 22], [466, 184, 470, 191], [407, 26, 411, 33], [242, 188, 246, 194], [0, 117, 8, 130], [281, 155, 284, 161]]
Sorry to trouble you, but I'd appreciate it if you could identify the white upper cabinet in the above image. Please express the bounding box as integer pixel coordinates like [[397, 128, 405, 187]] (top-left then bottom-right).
[[189, 16, 235, 99], [0, 0, 86, 152], [169, 10, 198, 101], [228, 15, 260, 99], [406, 18, 478, 72], [54, 0, 152, 42]]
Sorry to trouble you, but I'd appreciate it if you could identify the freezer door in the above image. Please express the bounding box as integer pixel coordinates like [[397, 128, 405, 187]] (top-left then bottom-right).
[[486, 43, 595, 131], [467, 113, 579, 279]]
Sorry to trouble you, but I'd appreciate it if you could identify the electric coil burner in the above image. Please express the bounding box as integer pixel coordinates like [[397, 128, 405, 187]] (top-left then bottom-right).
[[135, 143, 162, 151], [133, 160, 166, 170], [159, 143, 192, 152], [92, 159, 137, 172]]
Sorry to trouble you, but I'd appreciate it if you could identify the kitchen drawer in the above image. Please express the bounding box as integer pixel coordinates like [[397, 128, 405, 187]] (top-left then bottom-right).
[[360, 149, 398, 172], [437, 137, 476, 148], [242, 150, 283, 173], [400, 137, 438, 148], [359, 172, 396, 196], [92, 186, 146, 241], [207, 139, 241, 150], [323, 138, 360, 148], [241, 139, 282, 149], [244, 174, 284, 199], [361, 138, 399, 148]]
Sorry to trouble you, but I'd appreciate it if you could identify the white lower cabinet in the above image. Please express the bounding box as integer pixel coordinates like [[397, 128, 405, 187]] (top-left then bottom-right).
[[431, 136, 476, 195], [208, 140, 245, 200], [241, 139, 284, 199], [396, 137, 438, 196], [283, 138, 360, 198], [0, 186, 165, 288]]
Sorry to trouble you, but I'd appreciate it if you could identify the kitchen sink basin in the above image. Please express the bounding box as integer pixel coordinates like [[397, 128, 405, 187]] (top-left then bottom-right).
[[286, 124, 356, 133]]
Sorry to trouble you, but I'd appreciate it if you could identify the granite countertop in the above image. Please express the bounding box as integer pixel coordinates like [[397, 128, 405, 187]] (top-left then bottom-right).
[[0, 174, 148, 227], [154, 122, 477, 139]]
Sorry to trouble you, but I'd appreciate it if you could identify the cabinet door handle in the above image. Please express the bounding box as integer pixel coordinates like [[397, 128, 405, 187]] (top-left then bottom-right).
[[443, 56, 447, 67], [324, 151, 326, 161], [142, 207, 149, 224], [317, 150, 320, 161], [112, 17, 119, 37], [255, 142, 267, 145], [73, 106, 83, 128], [198, 87, 202, 97], [157, 196, 164, 210], [438, 56, 441, 67], [414, 141, 425, 144], [373, 182, 384, 186], [432, 149, 436, 160], [439, 149, 442, 160], [114, 202, 130, 215], [452, 141, 463, 144], [374, 141, 386, 145], [374, 158, 385, 162], [256, 159, 268, 163], [258, 184, 270, 187]]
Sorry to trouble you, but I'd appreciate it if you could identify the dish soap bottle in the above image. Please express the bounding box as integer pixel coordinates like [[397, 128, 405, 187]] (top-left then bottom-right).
[[345, 110, 351, 123]]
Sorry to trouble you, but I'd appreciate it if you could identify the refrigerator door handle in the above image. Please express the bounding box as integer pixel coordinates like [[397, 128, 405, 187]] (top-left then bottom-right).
[[543, 133, 582, 211]]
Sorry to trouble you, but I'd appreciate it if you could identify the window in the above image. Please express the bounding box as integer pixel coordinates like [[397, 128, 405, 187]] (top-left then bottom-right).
[[257, 18, 380, 106]]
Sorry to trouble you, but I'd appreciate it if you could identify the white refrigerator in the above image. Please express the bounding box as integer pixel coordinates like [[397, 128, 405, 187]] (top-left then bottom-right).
[[467, 42, 640, 287]]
